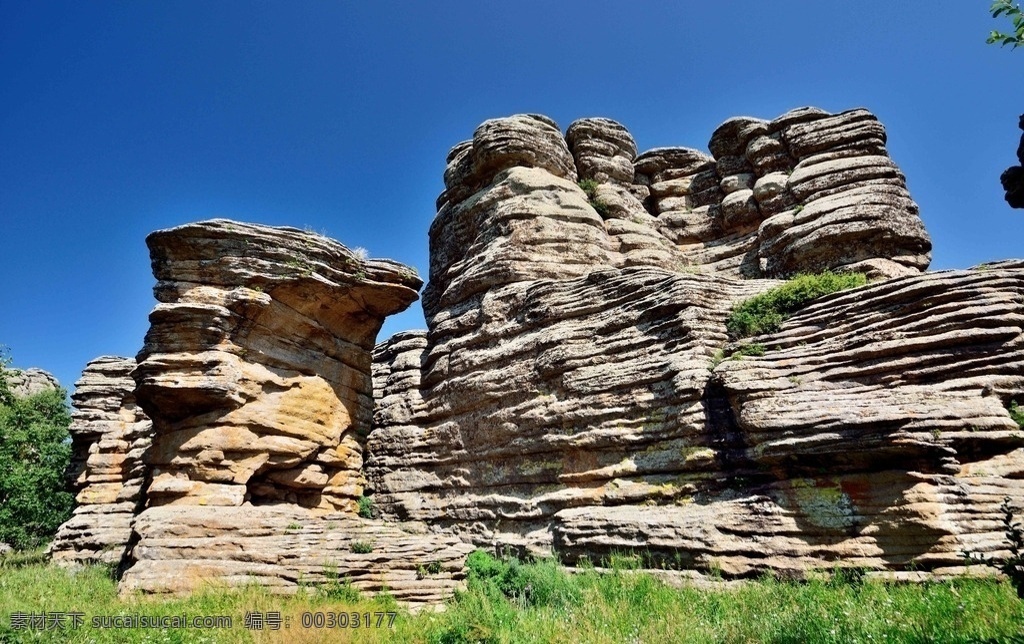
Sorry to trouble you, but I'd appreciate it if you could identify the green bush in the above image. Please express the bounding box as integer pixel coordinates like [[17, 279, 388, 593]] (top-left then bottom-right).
[[465, 550, 581, 608], [726, 271, 867, 338], [0, 364, 73, 550], [350, 540, 374, 553], [357, 494, 377, 519]]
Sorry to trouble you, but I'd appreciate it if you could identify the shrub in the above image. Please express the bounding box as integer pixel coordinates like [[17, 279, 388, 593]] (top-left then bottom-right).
[[350, 540, 374, 554], [1009, 400, 1024, 429], [464, 550, 581, 608], [357, 495, 377, 519], [0, 363, 73, 550], [726, 271, 867, 338]]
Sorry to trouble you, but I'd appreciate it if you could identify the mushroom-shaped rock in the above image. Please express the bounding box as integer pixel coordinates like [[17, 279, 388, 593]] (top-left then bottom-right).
[[133, 219, 421, 512]]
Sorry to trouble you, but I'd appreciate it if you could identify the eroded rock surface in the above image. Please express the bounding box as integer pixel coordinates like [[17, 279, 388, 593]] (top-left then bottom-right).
[[367, 111, 1022, 579], [132, 220, 421, 512], [120, 506, 474, 607], [52, 107, 1022, 598], [49, 357, 152, 565], [5, 367, 60, 397]]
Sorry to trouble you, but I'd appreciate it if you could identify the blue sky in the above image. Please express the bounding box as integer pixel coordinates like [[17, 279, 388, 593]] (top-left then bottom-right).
[[2, 1, 1023, 392]]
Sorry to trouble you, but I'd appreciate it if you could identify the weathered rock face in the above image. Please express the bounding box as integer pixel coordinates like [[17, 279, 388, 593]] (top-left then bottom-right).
[[115, 219, 479, 600], [51, 107, 1020, 598], [554, 263, 1024, 576], [367, 110, 1022, 579], [49, 357, 152, 565], [132, 219, 421, 512], [5, 367, 60, 398], [1000, 113, 1024, 209], [119, 506, 475, 607]]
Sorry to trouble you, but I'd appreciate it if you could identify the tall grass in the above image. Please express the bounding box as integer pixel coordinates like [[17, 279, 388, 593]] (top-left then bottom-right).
[[1, 551, 1021, 643]]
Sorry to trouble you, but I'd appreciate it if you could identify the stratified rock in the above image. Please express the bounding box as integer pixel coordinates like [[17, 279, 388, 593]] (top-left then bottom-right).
[[566, 118, 637, 184], [132, 219, 422, 512], [4, 367, 59, 397], [554, 265, 1024, 576], [119, 506, 474, 606], [367, 110, 1020, 581], [48, 357, 152, 565]]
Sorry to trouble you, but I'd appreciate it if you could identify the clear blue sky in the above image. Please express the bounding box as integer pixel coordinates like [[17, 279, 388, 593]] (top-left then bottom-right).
[[2, 1, 1023, 392]]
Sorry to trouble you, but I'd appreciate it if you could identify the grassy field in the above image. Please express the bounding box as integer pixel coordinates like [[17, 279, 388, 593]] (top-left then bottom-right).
[[1, 551, 1023, 643]]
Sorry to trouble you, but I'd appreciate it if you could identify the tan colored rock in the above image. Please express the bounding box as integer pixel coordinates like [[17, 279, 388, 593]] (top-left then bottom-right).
[[49, 356, 153, 565], [119, 506, 475, 607], [4, 367, 59, 397], [566, 117, 637, 184], [133, 220, 421, 511]]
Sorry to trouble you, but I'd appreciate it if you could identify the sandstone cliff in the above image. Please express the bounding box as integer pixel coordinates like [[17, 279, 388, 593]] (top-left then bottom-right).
[[113, 219, 474, 604], [367, 109, 1022, 579], [51, 107, 1024, 601]]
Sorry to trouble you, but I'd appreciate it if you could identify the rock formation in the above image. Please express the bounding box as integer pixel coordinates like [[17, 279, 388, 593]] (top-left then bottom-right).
[[132, 219, 421, 512], [367, 109, 1023, 579], [110, 219, 474, 603], [52, 107, 1024, 600], [1000, 113, 1024, 208], [4, 367, 60, 398], [48, 357, 152, 565]]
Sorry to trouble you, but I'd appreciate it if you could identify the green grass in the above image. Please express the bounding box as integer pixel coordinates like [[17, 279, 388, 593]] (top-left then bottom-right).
[[1, 552, 1022, 643], [727, 271, 867, 338]]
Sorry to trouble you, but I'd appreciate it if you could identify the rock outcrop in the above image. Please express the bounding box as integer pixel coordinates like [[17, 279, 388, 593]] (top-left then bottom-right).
[[49, 357, 152, 565], [4, 367, 60, 397], [112, 219, 476, 602], [367, 110, 1022, 579], [52, 107, 1023, 599], [132, 219, 421, 512], [1000, 113, 1024, 209]]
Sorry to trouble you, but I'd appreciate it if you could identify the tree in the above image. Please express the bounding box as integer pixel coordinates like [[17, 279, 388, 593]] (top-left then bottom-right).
[[988, 0, 1024, 49], [0, 353, 74, 550]]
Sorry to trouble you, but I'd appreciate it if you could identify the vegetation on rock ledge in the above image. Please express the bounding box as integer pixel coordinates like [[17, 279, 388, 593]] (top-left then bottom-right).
[[727, 271, 867, 338]]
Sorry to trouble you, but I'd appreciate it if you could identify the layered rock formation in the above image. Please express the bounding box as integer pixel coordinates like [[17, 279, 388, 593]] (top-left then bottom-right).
[[49, 357, 152, 565], [1000, 113, 1024, 208], [367, 110, 1023, 578], [52, 107, 1024, 599], [132, 219, 421, 512], [110, 219, 478, 602]]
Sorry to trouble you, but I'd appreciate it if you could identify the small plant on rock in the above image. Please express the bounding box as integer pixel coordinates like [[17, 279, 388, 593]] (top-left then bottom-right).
[[1009, 400, 1024, 428], [357, 495, 377, 519], [350, 540, 374, 554], [726, 271, 867, 338], [578, 178, 611, 217]]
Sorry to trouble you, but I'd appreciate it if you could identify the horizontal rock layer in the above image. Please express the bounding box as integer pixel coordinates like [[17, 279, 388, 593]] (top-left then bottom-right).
[[373, 260, 1024, 575], [48, 356, 152, 565], [132, 219, 421, 512], [119, 506, 475, 606]]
